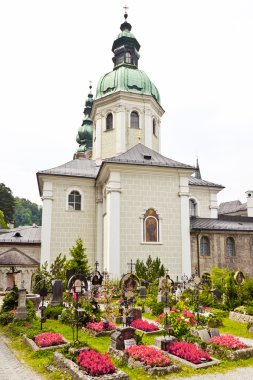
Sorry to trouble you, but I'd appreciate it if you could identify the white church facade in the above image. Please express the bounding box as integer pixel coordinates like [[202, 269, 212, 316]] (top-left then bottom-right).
[[37, 12, 253, 280]]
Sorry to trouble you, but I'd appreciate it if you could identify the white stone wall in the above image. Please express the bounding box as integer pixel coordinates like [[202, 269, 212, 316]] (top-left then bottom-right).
[[189, 186, 219, 218], [48, 177, 96, 266], [119, 167, 184, 280]]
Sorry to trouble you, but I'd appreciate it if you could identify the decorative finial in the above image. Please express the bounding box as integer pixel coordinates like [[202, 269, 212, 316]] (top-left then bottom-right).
[[138, 129, 141, 143], [89, 80, 92, 93], [123, 4, 128, 20]]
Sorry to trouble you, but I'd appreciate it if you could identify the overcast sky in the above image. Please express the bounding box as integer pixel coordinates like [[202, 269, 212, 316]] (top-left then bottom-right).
[[0, 0, 252, 206]]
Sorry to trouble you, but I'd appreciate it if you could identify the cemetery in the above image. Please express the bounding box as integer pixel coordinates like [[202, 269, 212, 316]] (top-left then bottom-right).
[[1, 239, 253, 379]]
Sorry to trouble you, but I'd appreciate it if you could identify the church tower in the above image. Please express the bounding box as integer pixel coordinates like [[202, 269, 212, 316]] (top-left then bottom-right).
[[92, 11, 164, 160]]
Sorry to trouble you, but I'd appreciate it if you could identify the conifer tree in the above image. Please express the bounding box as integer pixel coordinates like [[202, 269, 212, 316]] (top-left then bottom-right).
[[67, 237, 90, 276]]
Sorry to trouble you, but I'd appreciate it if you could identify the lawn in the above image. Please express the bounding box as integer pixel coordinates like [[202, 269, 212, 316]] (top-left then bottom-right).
[[1, 317, 253, 380]]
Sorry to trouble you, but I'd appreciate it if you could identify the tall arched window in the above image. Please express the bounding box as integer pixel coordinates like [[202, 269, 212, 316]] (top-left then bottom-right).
[[68, 191, 81, 211], [226, 237, 235, 256], [106, 113, 113, 130], [189, 199, 198, 217], [143, 209, 159, 242], [130, 111, 139, 129], [250, 238, 253, 258], [125, 52, 131, 64], [152, 119, 157, 136], [200, 236, 210, 256]]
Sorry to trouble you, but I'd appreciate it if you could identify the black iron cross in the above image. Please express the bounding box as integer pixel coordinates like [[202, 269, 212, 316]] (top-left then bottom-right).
[[95, 261, 99, 272], [165, 268, 170, 277], [127, 259, 136, 273], [123, 5, 128, 19]]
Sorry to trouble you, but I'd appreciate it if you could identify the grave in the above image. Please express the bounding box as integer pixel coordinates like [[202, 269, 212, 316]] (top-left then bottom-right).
[[14, 288, 28, 320], [50, 279, 63, 306], [110, 327, 136, 351]]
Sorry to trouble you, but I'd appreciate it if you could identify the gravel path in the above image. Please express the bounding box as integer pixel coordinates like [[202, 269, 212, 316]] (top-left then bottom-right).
[[171, 366, 253, 380], [0, 335, 44, 380]]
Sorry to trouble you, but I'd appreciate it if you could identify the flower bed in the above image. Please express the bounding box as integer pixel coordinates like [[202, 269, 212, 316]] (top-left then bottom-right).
[[208, 334, 253, 360], [77, 349, 115, 376], [156, 308, 196, 338], [124, 345, 180, 376], [54, 351, 129, 379], [164, 340, 220, 369], [130, 319, 159, 333], [23, 332, 68, 351], [84, 321, 116, 336]]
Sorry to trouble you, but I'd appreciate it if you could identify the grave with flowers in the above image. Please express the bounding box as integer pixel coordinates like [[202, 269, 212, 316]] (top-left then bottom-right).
[[129, 318, 162, 335], [23, 332, 69, 352], [53, 348, 129, 380], [83, 319, 117, 337]]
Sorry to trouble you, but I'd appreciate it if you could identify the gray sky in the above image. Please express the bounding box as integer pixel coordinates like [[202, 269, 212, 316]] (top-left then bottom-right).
[[0, 0, 252, 206]]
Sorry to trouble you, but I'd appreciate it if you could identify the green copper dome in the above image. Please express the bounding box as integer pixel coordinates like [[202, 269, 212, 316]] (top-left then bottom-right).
[[76, 87, 93, 153], [96, 66, 161, 104], [95, 12, 161, 105]]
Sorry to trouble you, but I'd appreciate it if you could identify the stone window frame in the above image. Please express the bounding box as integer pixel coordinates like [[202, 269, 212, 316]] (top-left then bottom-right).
[[226, 236, 236, 257], [140, 208, 163, 245], [189, 197, 199, 217], [106, 112, 113, 131], [130, 110, 140, 129], [200, 236, 211, 256], [66, 187, 84, 211]]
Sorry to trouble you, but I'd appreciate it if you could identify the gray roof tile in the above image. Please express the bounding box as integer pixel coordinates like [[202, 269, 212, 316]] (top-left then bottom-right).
[[191, 217, 253, 232], [0, 225, 41, 243], [189, 177, 224, 188], [37, 159, 99, 179], [219, 200, 247, 214]]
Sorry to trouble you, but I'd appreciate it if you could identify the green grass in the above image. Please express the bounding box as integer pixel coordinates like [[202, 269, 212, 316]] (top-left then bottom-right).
[[1, 317, 253, 380]]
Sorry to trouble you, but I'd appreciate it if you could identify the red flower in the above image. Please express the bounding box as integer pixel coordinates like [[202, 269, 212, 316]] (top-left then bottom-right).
[[34, 332, 65, 348], [77, 349, 115, 376], [9, 310, 17, 314], [125, 345, 170, 367], [210, 335, 247, 350], [130, 319, 159, 332], [166, 341, 211, 364], [86, 321, 116, 332]]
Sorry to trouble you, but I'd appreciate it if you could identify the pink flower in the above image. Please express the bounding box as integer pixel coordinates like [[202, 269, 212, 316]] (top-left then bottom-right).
[[9, 310, 17, 314], [210, 335, 247, 350], [34, 332, 65, 348], [77, 349, 115, 376], [166, 341, 211, 364], [86, 321, 116, 332], [125, 345, 170, 367], [130, 319, 159, 332]]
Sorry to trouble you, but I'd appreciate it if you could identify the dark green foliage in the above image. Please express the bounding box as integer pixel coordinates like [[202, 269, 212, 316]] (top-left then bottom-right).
[[13, 197, 42, 227], [0, 312, 14, 325], [50, 253, 67, 281], [243, 278, 253, 302], [26, 299, 37, 321], [44, 305, 64, 320], [1, 286, 19, 312], [0, 210, 7, 228], [135, 255, 165, 284], [32, 262, 52, 294], [66, 237, 90, 276], [0, 183, 15, 224]]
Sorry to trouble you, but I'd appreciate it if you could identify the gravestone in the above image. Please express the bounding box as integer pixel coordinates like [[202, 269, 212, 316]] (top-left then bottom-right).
[[139, 286, 146, 299], [129, 307, 142, 321], [198, 329, 211, 342], [209, 328, 220, 338], [50, 279, 63, 306], [14, 288, 28, 320], [110, 327, 136, 350]]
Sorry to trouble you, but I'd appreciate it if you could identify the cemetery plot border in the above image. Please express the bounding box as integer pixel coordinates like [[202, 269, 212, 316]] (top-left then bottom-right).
[[133, 327, 164, 335], [164, 351, 221, 369], [53, 352, 129, 380], [207, 344, 253, 360], [82, 327, 116, 337], [23, 334, 68, 352]]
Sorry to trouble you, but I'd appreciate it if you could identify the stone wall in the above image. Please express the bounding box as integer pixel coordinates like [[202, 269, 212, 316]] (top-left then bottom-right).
[[229, 311, 253, 323]]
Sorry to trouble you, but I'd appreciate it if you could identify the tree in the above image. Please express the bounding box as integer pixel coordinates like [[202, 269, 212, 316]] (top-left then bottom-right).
[[0, 183, 15, 224], [0, 210, 7, 229], [13, 197, 42, 227], [135, 255, 165, 283], [66, 237, 90, 276], [50, 253, 67, 280]]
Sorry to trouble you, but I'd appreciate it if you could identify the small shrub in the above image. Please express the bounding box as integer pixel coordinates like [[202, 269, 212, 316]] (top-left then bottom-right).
[[43, 305, 64, 320], [0, 312, 14, 325], [1, 287, 18, 312]]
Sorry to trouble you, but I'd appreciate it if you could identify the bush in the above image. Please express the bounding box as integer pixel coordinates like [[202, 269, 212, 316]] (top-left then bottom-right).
[[0, 312, 14, 325], [1, 287, 18, 312], [44, 305, 64, 320]]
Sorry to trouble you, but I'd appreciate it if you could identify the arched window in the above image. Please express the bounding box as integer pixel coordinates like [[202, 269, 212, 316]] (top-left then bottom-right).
[[226, 237, 235, 256], [200, 236, 210, 256], [130, 111, 139, 129], [125, 52, 131, 64], [143, 209, 159, 242], [153, 119, 156, 136], [189, 199, 198, 217], [106, 113, 113, 130], [68, 191, 81, 211], [250, 238, 253, 258]]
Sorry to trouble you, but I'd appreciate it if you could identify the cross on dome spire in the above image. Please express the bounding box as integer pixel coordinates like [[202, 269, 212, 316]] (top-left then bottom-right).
[[123, 4, 129, 19]]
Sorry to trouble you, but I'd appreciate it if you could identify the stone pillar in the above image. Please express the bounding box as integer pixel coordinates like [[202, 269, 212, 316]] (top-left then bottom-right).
[[41, 181, 53, 266], [246, 190, 253, 217], [106, 172, 121, 279], [209, 191, 219, 218], [144, 109, 152, 149], [96, 187, 103, 268], [179, 175, 191, 277], [14, 288, 28, 320]]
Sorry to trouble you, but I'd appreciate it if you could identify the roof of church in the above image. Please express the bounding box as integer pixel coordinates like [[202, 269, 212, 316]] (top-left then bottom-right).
[[0, 247, 39, 266], [37, 159, 99, 178], [0, 225, 41, 243], [218, 200, 247, 214], [103, 144, 195, 169], [189, 177, 224, 188], [190, 217, 253, 231]]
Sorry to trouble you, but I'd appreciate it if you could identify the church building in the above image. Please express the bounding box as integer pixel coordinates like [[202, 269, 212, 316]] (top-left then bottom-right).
[[37, 12, 253, 280]]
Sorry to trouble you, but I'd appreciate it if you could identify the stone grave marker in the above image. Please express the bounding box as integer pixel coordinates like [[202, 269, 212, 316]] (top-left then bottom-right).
[[139, 286, 146, 299], [209, 328, 220, 338], [198, 329, 211, 342], [14, 288, 28, 320], [110, 327, 136, 351], [50, 279, 63, 306]]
